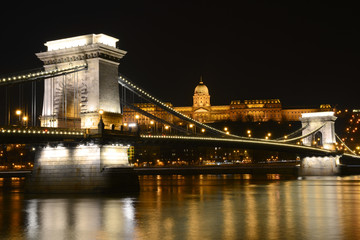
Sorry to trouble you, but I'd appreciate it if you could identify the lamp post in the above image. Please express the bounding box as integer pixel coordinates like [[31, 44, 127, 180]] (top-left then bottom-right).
[[247, 130, 251, 138], [188, 123, 194, 134], [98, 109, 104, 134], [22, 116, 28, 127], [150, 120, 154, 133], [15, 110, 21, 125]]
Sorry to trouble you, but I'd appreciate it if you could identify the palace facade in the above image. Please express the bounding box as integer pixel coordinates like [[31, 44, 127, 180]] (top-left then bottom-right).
[[122, 79, 332, 128]]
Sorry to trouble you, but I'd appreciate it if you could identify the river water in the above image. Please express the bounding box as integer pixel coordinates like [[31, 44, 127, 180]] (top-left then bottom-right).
[[1, 174, 360, 240]]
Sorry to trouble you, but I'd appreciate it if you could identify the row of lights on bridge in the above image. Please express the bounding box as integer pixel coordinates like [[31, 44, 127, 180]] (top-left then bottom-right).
[[0, 64, 87, 83], [0, 128, 84, 136]]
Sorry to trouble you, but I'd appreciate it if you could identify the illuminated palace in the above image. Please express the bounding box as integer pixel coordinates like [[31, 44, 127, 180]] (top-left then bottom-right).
[[123, 79, 331, 128]]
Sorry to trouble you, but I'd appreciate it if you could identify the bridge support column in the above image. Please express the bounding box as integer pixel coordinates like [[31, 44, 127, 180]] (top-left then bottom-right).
[[299, 111, 341, 175], [299, 155, 341, 176], [25, 144, 139, 193]]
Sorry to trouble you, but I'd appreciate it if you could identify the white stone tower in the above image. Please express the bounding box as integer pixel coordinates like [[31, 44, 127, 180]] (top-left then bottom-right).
[[300, 111, 337, 150], [36, 34, 127, 129]]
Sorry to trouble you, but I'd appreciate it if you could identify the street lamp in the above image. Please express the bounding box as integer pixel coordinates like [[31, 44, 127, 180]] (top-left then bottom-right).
[[98, 109, 104, 132], [22, 116, 28, 127], [247, 130, 251, 137], [150, 120, 154, 133], [265, 132, 271, 139], [188, 123, 194, 133], [15, 110, 22, 125], [98, 109, 104, 121]]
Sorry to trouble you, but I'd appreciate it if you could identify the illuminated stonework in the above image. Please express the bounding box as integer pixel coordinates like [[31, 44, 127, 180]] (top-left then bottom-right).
[[45, 34, 118, 51], [300, 111, 337, 150], [37, 34, 126, 129], [25, 144, 139, 193], [300, 155, 341, 176]]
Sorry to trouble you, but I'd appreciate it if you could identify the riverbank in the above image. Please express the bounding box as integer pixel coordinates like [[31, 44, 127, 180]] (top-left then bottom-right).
[[134, 164, 299, 175], [0, 164, 298, 178], [3, 163, 360, 178]]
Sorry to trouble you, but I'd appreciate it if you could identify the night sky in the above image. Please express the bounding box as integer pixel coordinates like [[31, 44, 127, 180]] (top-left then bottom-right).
[[1, 1, 359, 109]]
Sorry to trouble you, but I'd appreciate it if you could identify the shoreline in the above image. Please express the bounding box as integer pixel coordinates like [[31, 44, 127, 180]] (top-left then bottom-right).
[[134, 164, 299, 175], [2, 163, 360, 178]]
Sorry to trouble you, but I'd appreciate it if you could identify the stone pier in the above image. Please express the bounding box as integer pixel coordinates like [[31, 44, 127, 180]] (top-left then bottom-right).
[[25, 144, 139, 194], [299, 155, 341, 176]]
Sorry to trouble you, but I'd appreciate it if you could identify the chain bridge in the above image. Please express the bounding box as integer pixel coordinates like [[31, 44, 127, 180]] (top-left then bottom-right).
[[0, 34, 359, 193]]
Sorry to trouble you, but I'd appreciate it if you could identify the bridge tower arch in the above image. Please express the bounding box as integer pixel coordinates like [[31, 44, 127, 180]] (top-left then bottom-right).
[[36, 34, 127, 129], [300, 111, 337, 150]]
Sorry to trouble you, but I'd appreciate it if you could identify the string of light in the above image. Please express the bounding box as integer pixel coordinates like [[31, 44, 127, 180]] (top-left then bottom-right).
[[0, 127, 84, 136], [0, 64, 88, 86]]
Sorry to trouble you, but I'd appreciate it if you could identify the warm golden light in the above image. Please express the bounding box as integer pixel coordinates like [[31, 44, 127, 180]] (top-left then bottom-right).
[[22, 116, 28, 121], [99, 109, 104, 115], [16, 110, 22, 116]]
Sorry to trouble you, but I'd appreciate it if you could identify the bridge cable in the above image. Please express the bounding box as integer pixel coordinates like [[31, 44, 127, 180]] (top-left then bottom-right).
[[122, 100, 192, 134], [0, 64, 88, 86], [274, 124, 309, 140], [335, 134, 357, 155], [118, 74, 250, 139], [280, 123, 326, 143], [118, 74, 323, 145]]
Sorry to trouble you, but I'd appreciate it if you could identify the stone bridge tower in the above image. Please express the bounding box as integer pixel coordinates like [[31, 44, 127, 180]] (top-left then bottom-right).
[[36, 34, 126, 129], [300, 111, 337, 150], [299, 111, 340, 176]]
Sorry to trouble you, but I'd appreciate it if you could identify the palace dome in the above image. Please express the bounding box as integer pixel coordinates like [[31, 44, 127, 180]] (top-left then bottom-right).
[[194, 80, 209, 95]]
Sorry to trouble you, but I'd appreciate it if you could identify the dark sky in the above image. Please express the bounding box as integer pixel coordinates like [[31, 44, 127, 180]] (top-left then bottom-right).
[[0, 1, 359, 108]]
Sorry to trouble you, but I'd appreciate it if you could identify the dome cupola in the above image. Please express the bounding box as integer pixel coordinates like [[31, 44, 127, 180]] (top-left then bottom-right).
[[193, 76, 210, 108], [194, 78, 209, 95]]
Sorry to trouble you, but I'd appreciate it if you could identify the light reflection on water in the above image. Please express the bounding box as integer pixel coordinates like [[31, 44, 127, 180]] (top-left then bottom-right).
[[1, 174, 360, 239]]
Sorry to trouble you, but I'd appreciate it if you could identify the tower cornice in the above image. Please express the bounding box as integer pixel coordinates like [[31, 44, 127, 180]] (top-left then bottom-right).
[[36, 43, 127, 65]]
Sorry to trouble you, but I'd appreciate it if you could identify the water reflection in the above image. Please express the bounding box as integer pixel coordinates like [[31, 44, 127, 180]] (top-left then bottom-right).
[[1, 175, 360, 239], [24, 197, 136, 240], [134, 175, 360, 240]]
